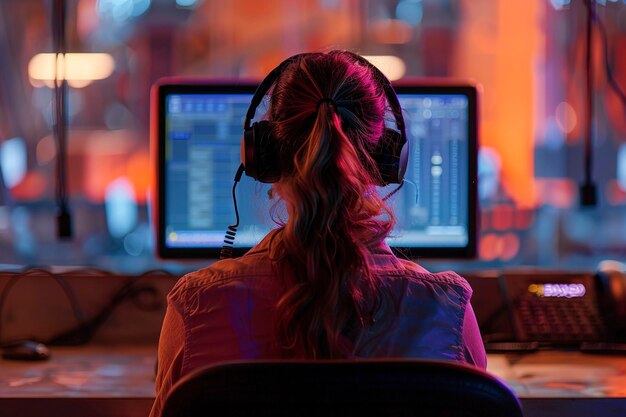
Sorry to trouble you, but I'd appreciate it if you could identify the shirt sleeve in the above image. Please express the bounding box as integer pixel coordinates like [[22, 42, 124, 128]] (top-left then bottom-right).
[[149, 285, 187, 417], [461, 301, 487, 370]]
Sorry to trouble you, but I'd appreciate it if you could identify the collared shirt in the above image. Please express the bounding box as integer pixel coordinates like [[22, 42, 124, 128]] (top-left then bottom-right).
[[150, 231, 487, 417]]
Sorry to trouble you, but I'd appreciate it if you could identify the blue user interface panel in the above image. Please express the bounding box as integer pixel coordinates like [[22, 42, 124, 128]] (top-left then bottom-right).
[[155, 83, 477, 259]]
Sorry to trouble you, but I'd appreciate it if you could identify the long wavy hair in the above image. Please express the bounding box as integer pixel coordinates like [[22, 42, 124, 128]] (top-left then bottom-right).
[[267, 50, 398, 358]]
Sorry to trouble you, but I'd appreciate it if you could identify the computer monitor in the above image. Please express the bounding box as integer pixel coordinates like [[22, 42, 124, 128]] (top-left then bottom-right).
[[152, 79, 477, 259]]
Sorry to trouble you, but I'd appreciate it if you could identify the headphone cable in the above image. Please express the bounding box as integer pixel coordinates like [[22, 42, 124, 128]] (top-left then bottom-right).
[[220, 164, 245, 259]]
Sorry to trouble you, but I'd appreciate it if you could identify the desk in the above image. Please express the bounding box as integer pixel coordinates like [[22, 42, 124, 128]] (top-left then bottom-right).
[[488, 350, 626, 417], [1, 347, 625, 417], [0, 346, 156, 417]]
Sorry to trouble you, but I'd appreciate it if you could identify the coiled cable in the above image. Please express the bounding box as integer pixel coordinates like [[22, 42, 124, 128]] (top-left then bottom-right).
[[220, 164, 245, 259]]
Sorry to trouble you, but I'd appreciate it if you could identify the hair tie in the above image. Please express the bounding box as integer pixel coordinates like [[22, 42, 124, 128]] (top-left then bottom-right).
[[316, 97, 336, 112]]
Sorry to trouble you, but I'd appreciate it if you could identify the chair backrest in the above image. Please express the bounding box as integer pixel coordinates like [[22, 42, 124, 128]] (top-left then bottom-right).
[[161, 359, 523, 417]]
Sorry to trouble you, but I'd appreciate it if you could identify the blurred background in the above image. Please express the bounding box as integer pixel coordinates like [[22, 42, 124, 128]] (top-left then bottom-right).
[[0, 0, 625, 273]]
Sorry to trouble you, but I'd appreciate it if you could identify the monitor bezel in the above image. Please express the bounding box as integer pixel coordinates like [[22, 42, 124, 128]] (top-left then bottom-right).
[[152, 80, 478, 260]]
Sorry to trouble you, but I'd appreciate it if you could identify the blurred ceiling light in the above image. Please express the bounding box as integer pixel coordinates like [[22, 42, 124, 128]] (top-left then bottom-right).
[[555, 101, 577, 134], [549, 0, 571, 10], [500, 233, 520, 261], [105, 177, 138, 238], [396, 0, 423, 26], [176, 0, 198, 7], [362, 55, 406, 81], [36, 136, 57, 166], [0, 137, 27, 188], [28, 53, 115, 88], [618, 144, 626, 191], [97, 0, 151, 23], [478, 147, 502, 201]]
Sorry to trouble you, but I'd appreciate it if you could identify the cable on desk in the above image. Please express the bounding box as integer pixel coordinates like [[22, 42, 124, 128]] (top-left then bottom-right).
[[0, 268, 84, 347], [45, 269, 173, 346], [0, 268, 175, 347]]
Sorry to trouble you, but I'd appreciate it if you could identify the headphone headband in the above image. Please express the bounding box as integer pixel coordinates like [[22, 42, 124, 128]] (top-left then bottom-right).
[[340, 51, 406, 140], [242, 51, 408, 185], [244, 53, 310, 130]]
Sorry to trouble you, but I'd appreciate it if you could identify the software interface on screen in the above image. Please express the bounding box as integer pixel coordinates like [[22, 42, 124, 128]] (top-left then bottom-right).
[[158, 85, 475, 258]]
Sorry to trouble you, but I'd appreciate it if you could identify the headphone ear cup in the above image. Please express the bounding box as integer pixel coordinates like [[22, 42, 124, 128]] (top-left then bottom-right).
[[371, 128, 408, 186], [243, 120, 281, 183]]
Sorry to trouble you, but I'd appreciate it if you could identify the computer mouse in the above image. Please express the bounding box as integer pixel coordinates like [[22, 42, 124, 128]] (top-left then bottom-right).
[[1, 340, 51, 361]]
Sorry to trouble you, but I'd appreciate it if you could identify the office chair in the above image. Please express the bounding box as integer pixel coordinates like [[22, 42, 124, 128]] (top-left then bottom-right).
[[161, 359, 523, 417]]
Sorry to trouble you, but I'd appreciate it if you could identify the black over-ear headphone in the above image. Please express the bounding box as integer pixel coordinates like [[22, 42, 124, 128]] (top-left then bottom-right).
[[241, 51, 409, 186]]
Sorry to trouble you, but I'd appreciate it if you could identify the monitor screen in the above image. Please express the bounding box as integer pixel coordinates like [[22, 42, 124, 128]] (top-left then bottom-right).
[[152, 80, 477, 259]]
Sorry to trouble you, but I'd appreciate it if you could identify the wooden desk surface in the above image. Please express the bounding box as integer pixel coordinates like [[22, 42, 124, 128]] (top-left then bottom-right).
[[1, 347, 626, 417], [0, 345, 157, 417], [488, 350, 626, 398], [488, 350, 626, 417]]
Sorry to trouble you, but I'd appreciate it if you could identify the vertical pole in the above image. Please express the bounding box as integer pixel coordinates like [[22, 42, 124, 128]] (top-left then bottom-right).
[[53, 0, 72, 237], [580, 0, 597, 206]]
